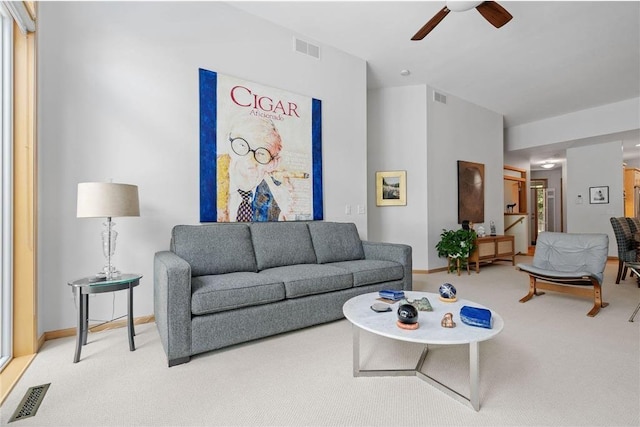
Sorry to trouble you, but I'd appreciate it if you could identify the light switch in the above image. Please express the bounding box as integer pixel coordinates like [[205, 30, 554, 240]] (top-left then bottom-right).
[[345, 205, 352, 215]]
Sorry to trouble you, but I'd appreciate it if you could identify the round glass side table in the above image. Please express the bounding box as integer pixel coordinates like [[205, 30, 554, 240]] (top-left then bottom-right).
[[68, 274, 142, 362]]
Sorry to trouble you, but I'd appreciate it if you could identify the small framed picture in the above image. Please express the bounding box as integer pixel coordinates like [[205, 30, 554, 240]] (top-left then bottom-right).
[[589, 186, 609, 204], [376, 171, 407, 206]]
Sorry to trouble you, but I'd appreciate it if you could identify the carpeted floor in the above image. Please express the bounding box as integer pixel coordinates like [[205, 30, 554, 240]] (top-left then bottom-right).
[[2, 257, 639, 426]]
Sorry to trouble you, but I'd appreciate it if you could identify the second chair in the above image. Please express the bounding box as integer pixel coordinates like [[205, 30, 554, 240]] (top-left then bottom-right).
[[610, 217, 639, 285]]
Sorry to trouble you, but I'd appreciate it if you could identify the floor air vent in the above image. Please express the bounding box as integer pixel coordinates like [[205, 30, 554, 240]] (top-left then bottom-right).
[[9, 383, 50, 423]]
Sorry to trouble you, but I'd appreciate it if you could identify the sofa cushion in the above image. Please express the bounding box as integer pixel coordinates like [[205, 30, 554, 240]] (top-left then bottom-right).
[[171, 224, 257, 276], [251, 222, 317, 270], [259, 264, 353, 298], [191, 272, 285, 315], [308, 222, 365, 264], [329, 259, 403, 287]]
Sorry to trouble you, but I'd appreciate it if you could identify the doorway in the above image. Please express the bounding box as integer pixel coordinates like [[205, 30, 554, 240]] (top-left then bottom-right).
[[530, 179, 548, 245]]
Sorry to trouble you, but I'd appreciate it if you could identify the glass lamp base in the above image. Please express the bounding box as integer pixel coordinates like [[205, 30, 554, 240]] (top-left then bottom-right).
[[101, 219, 120, 280], [100, 266, 121, 280]]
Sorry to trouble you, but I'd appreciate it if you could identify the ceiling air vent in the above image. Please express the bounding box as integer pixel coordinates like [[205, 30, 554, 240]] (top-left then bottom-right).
[[434, 91, 447, 104], [294, 37, 321, 60]]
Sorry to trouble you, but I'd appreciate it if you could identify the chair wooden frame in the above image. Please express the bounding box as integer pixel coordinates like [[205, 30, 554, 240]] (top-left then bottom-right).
[[518, 269, 608, 317]]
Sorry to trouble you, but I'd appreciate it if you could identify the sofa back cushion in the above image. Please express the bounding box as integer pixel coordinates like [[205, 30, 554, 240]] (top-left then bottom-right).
[[308, 222, 365, 264], [171, 224, 257, 276], [251, 222, 317, 270]]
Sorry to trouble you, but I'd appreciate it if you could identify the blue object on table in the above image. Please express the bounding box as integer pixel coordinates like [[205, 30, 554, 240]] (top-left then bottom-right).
[[439, 283, 457, 299], [460, 306, 492, 329], [379, 289, 405, 300]]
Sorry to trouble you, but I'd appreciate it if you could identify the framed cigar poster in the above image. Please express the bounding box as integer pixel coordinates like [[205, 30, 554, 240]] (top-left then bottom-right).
[[199, 68, 323, 222]]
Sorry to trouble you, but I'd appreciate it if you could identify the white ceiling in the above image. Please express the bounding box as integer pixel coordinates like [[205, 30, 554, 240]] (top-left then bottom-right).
[[230, 1, 640, 168]]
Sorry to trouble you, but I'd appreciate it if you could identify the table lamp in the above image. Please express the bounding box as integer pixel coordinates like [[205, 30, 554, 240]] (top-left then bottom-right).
[[77, 182, 140, 279]]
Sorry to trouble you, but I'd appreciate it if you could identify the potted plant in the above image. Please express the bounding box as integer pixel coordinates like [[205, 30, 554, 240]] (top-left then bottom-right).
[[435, 228, 478, 273]]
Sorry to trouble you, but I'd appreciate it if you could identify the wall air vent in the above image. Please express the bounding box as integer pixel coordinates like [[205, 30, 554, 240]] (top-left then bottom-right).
[[294, 37, 321, 60], [434, 91, 447, 104]]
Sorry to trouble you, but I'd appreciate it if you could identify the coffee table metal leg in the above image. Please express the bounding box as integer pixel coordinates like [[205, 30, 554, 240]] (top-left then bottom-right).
[[351, 326, 482, 411], [352, 325, 419, 377], [414, 342, 480, 411], [352, 325, 360, 376], [469, 341, 480, 411]]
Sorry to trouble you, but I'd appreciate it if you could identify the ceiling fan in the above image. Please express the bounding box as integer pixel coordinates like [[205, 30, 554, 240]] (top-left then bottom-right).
[[412, 1, 513, 40]]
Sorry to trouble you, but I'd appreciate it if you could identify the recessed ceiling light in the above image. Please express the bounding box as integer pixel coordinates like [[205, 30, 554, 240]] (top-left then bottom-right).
[[400, 69, 411, 76], [540, 163, 555, 169]]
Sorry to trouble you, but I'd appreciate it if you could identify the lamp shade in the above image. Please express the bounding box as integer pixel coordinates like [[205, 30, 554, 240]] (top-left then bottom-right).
[[77, 182, 140, 218]]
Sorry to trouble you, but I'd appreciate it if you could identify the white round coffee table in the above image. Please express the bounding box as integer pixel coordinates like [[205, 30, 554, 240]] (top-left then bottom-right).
[[343, 291, 504, 411]]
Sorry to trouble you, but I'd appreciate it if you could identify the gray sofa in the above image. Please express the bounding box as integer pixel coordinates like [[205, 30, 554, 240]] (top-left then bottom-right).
[[154, 221, 412, 366]]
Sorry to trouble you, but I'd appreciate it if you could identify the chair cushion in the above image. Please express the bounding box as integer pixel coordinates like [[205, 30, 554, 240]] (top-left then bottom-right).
[[251, 222, 317, 270], [259, 264, 353, 298], [171, 224, 257, 276], [517, 263, 600, 285], [307, 222, 365, 264], [191, 272, 285, 315], [328, 259, 403, 287]]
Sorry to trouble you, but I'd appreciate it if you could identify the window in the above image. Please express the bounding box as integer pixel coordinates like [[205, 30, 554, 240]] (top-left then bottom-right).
[[0, 2, 13, 371]]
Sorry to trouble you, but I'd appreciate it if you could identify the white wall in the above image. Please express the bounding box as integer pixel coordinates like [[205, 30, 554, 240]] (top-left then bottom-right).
[[505, 97, 639, 253], [506, 98, 640, 150], [367, 85, 428, 267], [426, 87, 504, 270], [37, 2, 367, 333], [566, 141, 624, 256], [367, 86, 503, 271]]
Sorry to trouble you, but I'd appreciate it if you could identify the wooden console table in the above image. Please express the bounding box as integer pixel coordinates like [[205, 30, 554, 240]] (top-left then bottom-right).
[[469, 235, 515, 273]]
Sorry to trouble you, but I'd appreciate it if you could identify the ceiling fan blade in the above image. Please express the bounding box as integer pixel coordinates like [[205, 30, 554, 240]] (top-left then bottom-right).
[[411, 6, 450, 40], [475, 1, 513, 28]]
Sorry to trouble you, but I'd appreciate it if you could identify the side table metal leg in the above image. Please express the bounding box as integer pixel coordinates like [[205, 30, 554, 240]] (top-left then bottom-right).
[[128, 283, 135, 351], [469, 341, 480, 411], [131, 283, 136, 337], [82, 294, 89, 345], [73, 289, 84, 363], [629, 302, 640, 322]]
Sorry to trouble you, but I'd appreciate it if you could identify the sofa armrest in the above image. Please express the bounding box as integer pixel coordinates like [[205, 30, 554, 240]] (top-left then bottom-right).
[[362, 241, 413, 291], [154, 251, 192, 366]]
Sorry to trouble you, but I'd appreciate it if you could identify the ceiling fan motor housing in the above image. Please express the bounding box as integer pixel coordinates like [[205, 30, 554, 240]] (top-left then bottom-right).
[[446, 1, 484, 12], [412, 1, 512, 41]]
